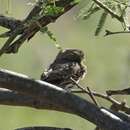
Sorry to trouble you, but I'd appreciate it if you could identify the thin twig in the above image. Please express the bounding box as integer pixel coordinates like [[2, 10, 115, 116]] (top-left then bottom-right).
[[71, 78, 99, 106], [71, 85, 130, 114], [86, 86, 99, 106], [106, 87, 130, 96], [112, 0, 130, 7], [104, 30, 130, 36]]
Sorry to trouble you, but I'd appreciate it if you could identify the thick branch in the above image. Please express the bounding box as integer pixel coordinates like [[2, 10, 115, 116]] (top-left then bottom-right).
[[0, 69, 130, 130], [0, 15, 23, 30], [0, 88, 70, 110], [0, 88, 130, 124]]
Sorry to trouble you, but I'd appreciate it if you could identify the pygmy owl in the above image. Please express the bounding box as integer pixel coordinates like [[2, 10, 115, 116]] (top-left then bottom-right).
[[40, 49, 86, 90]]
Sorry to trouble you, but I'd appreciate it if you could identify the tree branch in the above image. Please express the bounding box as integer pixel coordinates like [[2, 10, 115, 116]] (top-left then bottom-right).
[[0, 87, 130, 124], [0, 15, 23, 30], [15, 127, 72, 130], [106, 87, 130, 96], [92, 0, 123, 22], [0, 0, 78, 56], [0, 69, 130, 130], [104, 30, 130, 36]]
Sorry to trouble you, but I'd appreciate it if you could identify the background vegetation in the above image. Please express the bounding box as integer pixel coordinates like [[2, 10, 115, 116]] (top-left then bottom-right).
[[0, 0, 130, 129]]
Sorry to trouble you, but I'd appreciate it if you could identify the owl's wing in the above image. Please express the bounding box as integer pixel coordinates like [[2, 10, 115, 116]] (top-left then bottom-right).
[[40, 63, 74, 85]]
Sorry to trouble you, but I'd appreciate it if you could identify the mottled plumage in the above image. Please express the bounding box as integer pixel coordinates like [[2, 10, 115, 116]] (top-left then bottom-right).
[[40, 49, 86, 90]]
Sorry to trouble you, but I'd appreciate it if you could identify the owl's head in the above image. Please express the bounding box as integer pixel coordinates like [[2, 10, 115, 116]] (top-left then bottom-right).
[[55, 49, 85, 63]]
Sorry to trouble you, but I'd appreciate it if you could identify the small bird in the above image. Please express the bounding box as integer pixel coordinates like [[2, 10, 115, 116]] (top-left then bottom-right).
[[40, 49, 86, 90]]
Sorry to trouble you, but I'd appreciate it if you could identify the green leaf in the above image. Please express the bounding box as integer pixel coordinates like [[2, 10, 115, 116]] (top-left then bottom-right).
[[40, 26, 62, 50], [44, 5, 64, 16], [95, 11, 108, 36]]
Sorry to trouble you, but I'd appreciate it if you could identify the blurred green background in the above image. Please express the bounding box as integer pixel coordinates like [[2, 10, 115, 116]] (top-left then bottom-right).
[[0, 0, 130, 130]]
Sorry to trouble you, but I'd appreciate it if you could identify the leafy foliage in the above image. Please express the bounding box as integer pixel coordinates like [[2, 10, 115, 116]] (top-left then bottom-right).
[[44, 5, 64, 16], [77, 0, 129, 35], [1, 0, 129, 37]]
